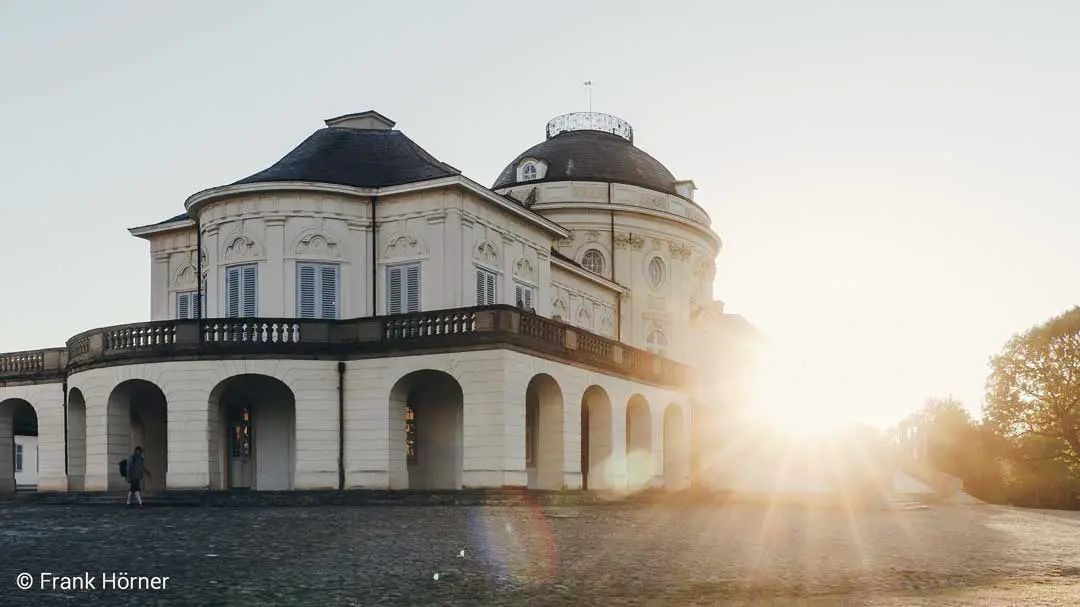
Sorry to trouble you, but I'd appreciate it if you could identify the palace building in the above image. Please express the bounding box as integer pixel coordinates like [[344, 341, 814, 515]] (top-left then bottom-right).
[[0, 110, 760, 494]]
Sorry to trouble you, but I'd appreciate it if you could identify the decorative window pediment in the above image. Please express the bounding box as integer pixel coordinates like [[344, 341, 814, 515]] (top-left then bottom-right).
[[474, 240, 500, 268], [384, 232, 426, 259], [222, 233, 263, 262], [295, 231, 342, 259]]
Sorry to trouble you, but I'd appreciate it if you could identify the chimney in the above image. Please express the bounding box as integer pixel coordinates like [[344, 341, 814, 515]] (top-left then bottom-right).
[[324, 110, 396, 130]]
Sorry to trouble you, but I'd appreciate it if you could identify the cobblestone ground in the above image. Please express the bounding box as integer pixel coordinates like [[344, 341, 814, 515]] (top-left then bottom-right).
[[1, 502, 1079, 606]]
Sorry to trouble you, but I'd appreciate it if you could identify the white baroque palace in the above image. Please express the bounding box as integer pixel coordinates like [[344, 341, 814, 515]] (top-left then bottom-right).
[[0, 110, 760, 494]]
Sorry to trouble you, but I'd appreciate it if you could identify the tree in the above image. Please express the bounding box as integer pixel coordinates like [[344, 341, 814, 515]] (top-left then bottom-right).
[[985, 306, 1080, 472]]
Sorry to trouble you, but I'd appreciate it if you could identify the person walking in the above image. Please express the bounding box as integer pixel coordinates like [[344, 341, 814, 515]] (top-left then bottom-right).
[[125, 446, 153, 509]]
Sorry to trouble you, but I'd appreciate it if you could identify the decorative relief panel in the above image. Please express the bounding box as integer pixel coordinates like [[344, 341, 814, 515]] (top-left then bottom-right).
[[668, 241, 692, 261], [174, 265, 197, 289], [474, 240, 500, 267], [551, 296, 568, 320], [222, 233, 262, 262], [295, 231, 341, 258], [584, 230, 600, 243], [577, 306, 593, 329], [614, 233, 645, 249], [384, 232, 426, 259], [558, 230, 576, 247], [514, 257, 536, 283]]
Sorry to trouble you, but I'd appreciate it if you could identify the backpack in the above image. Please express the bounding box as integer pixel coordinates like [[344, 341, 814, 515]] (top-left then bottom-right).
[[119, 459, 127, 478]]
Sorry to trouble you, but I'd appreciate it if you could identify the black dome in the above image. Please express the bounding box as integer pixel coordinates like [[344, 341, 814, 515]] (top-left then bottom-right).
[[492, 129, 678, 196], [233, 127, 460, 189]]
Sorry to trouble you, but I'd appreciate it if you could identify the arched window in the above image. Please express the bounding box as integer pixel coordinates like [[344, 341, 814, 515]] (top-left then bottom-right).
[[647, 256, 666, 289], [646, 329, 668, 355], [521, 162, 538, 181], [581, 249, 605, 275]]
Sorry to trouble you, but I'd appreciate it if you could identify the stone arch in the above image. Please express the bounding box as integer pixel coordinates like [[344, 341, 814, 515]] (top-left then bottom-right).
[[67, 388, 87, 491], [663, 403, 687, 490], [389, 370, 463, 490], [580, 385, 613, 490], [0, 398, 37, 494], [107, 380, 168, 492], [525, 374, 564, 490], [208, 374, 296, 491], [625, 394, 653, 490]]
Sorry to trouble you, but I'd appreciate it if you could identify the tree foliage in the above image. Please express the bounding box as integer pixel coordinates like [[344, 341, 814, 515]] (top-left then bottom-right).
[[985, 306, 1080, 470]]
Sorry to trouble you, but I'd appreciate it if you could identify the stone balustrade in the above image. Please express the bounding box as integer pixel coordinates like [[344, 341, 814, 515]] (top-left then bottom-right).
[[0, 306, 690, 388]]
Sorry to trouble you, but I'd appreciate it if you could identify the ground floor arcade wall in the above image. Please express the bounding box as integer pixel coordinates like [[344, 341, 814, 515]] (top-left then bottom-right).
[[3, 351, 691, 493]]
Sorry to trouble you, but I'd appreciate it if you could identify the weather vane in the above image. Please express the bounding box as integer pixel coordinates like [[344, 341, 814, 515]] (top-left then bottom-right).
[[584, 81, 593, 113]]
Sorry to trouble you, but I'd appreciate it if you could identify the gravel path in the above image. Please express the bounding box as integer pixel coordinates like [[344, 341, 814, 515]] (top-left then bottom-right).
[[1, 502, 1078, 605]]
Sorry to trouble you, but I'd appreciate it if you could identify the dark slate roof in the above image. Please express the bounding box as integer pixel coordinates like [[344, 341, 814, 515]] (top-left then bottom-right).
[[492, 130, 678, 196], [233, 127, 460, 189], [154, 212, 191, 225]]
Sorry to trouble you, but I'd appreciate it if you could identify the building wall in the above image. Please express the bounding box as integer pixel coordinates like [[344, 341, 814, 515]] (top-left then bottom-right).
[[14, 435, 38, 487], [59, 351, 690, 492], [499, 181, 721, 364]]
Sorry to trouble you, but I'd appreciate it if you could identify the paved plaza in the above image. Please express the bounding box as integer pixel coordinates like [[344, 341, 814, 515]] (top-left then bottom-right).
[[1, 501, 1079, 605]]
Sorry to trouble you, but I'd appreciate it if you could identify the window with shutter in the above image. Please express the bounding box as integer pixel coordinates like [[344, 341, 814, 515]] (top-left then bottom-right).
[[514, 282, 534, 310], [226, 264, 258, 317], [387, 263, 421, 314], [476, 268, 497, 305], [296, 263, 340, 319], [176, 291, 199, 319]]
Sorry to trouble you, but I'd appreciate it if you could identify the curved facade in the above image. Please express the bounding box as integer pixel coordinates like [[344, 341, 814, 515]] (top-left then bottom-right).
[[0, 109, 758, 495]]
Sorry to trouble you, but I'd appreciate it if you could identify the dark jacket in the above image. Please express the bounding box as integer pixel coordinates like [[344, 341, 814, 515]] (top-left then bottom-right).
[[126, 453, 147, 482]]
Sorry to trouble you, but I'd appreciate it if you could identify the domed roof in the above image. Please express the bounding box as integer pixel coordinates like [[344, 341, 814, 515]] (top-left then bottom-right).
[[233, 112, 460, 189], [492, 113, 679, 196]]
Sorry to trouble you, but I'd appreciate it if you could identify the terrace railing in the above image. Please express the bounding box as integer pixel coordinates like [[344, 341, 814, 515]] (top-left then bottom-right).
[[1, 306, 689, 388]]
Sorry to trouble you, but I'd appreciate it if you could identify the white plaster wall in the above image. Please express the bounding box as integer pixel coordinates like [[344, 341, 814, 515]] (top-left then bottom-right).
[[550, 264, 618, 338], [47, 348, 693, 493], [0, 382, 66, 492], [14, 435, 38, 487]]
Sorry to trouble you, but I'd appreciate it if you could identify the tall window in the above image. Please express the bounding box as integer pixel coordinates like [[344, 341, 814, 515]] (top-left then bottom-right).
[[387, 263, 421, 314], [14, 444, 23, 473], [297, 263, 340, 319], [525, 401, 538, 467], [646, 329, 668, 355], [405, 405, 417, 465], [514, 282, 534, 310], [176, 290, 201, 320], [581, 249, 605, 275], [476, 268, 497, 305], [226, 264, 258, 317]]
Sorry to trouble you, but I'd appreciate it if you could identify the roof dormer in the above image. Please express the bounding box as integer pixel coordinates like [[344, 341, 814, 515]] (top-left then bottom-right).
[[324, 110, 396, 130]]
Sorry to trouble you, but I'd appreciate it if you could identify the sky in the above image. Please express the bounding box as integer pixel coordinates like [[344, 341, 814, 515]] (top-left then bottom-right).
[[1, 1, 1078, 428]]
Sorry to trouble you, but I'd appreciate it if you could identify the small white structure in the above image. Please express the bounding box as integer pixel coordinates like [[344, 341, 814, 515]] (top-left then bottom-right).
[[14, 435, 37, 488], [0, 110, 760, 494]]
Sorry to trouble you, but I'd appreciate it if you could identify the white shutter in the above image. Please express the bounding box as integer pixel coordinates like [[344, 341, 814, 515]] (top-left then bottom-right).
[[476, 269, 497, 305], [405, 264, 420, 313], [226, 267, 241, 317], [320, 264, 338, 319], [241, 264, 258, 317], [523, 286, 533, 310], [515, 284, 524, 307], [177, 292, 190, 320], [387, 266, 403, 314], [298, 264, 317, 318]]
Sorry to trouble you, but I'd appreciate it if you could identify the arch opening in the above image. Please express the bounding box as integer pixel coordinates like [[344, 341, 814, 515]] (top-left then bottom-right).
[[209, 374, 296, 491], [580, 386, 613, 490], [0, 399, 38, 493], [389, 370, 464, 490], [525, 374, 564, 490], [107, 380, 168, 492], [663, 403, 687, 490], [626, 394, 653, 490], [67, 388, 87, 491]]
